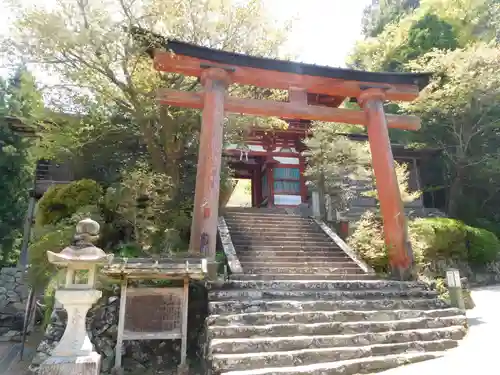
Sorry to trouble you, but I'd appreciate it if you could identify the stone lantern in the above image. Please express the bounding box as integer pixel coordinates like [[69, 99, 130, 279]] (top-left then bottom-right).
[[39, 218, 113, 375]]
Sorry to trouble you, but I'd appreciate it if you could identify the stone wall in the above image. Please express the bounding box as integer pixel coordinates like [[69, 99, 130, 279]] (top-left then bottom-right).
[[31, 282, 209, 374], [0, 267, 29, 341]]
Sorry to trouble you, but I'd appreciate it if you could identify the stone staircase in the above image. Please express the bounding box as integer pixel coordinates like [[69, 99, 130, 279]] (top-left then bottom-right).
[[222, 208, 373, 281], [208, 209, 467, 374]]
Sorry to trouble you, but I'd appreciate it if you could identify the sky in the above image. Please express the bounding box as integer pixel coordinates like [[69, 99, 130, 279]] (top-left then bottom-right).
[[266, 0, 372, 67], [0, 0, 372, 79]]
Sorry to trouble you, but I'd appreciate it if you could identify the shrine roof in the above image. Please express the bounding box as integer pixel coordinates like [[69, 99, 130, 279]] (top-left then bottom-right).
[[158, 39, 431, 91], [102, 256, 207, 280]]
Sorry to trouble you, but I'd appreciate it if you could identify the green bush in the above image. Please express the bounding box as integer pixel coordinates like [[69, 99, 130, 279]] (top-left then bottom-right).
[[409, 217, 468, 263], [347, 211, 388, 273], [466, 226, 500, 265], [37, 179, 103, 226], [348, 214, 500, 272]]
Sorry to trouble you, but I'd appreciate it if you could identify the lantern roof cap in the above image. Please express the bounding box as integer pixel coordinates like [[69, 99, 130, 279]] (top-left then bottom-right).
[[47, 218, 113, 266]]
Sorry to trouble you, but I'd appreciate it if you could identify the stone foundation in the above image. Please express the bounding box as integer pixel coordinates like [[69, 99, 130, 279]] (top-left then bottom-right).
[[31, 282, 208, 374], [38, 353, 101, 375], [0, 267, 29, 341]]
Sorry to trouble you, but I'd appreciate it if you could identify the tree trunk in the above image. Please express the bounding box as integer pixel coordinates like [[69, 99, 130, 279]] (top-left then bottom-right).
[[447, 170, 463, 218]]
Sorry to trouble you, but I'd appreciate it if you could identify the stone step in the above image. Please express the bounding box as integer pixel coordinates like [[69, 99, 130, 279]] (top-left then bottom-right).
[[236, 250, 348, 258], [218, 351, 443, 375], [207, 316, 465, 339], [230, 233, 328, 240], [224, 208, 291, 214], [224, 213, 313, 223], [210, 326, 466, 355], [238, 256, 352, 263], [239, 261, 358, 268], [214, 279, 429, 291], [207, 308, 464, 326], [242, 267, 364, 275], [234, 243, 339, 250], [225, 210, 298, 215], [225, 221, 317, 228], [213, 339, 458, 372], [227, 225, 322, 233], [233, 239, 336, 247], [209, 298, 449, 315], [208, 288, 438, 301], [237, 255, 351, 263], [226, 226, 324, 234], [231, 274, 379, 281]]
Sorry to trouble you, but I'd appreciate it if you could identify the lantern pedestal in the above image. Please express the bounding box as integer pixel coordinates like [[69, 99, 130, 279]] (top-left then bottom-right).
[[52, 289, 102, 356], [39, 352, 101, 375]]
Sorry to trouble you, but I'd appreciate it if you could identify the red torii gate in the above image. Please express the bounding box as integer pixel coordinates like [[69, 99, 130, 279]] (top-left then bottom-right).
[[152, 40, 430, 280]]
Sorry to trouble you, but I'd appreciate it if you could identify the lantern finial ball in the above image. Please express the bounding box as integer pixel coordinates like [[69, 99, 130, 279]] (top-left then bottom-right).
[[74, 218, 100, 245], [76, 218, 100, 236]]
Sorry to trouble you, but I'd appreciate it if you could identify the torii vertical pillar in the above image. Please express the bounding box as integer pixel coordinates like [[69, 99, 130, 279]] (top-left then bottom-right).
[[189, 68, 230, 271], [359, 89, 413, 280]]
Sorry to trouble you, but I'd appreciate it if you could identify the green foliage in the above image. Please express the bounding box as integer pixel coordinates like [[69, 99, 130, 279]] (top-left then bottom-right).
[[362, 0, 421, 37], [363, 161, 422, 204], [3, 0, 294, 205], [409, 218, 468, 262], [388, 14, 458, 71], [466, 226, 500, 265], [304, 122, 371, 210], [37, 179, 103, 226], [350, 0, 498, 72], [349, 215, 500, 275], [347, 211, 388, 273], [407, 45, 500, 219], [0, 68, 41, 266], [29, 206, 103, 286]]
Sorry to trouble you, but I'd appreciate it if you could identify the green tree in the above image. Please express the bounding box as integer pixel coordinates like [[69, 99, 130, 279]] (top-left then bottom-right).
[[406, 44, 500, 221], [350, 0, 498, 71], [388, 13, 458, 71], [2, 0, 293, 241], [304, 122, 371, 212], [0, 68, 41, 265], [3, 0, 292, 185], [362, 0, 421, 37]]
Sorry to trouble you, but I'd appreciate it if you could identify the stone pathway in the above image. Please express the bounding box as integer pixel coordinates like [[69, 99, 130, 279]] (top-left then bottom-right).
[[0, 328, 43, 375], [378, 284, 500, 374]]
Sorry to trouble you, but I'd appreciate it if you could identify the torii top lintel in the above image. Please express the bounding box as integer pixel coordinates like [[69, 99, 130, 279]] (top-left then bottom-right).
[[153, 39, 431, 103]]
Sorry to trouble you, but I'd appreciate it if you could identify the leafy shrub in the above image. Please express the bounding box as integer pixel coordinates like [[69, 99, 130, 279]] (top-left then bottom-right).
[[409, 218, 468, 263], [347, 211, 388, 273], [466, 226, 500, 265], [29, 206, 103, 286], [37, 179, 103, 226], [348, 214, 500, 273]]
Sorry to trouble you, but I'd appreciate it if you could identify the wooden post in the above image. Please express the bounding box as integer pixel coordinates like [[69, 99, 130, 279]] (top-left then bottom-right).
[[189, 68, 230, 261], [267, 165, 274, 207], [299, 155, 307, 203], [114, 277, 128, 370], [180, 277, 189, 368], [359, 89, 413, 280], [254, 166, 262, 207]]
